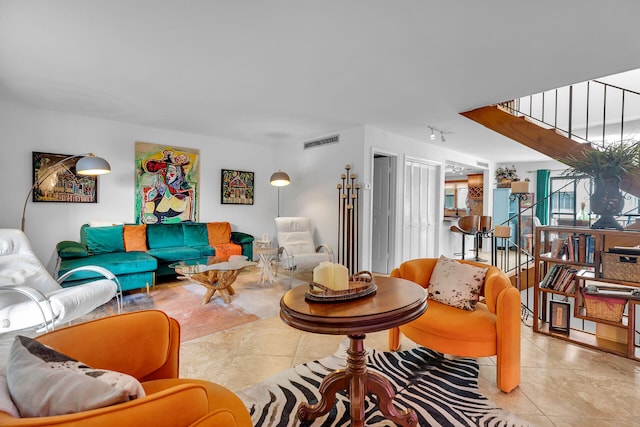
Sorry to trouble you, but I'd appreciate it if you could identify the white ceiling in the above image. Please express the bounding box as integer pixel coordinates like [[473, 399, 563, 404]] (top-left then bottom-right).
[[2, 0, 640, 163]]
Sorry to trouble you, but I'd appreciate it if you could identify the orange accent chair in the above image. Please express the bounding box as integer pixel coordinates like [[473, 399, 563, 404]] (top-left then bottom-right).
[[388, 258, 521, 393], [0, 310, 252, 426]]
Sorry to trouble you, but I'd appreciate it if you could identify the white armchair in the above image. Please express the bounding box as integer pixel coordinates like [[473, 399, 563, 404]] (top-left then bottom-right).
[[275, 217, 333, 274], [0, 229, 121, 333]]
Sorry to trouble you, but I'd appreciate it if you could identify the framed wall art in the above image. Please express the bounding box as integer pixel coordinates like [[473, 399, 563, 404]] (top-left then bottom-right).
[[549, 300, 570, 335], [521, 193, 535, 208], [221, 169, 254, 205], [135, 142, 200, 224], [31, 152, 98, 203]]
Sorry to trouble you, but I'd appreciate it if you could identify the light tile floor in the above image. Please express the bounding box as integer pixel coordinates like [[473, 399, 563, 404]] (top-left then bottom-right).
[[2, 260, 639, 426], [181, 312, 640, 427], [177, 266, 640, 427]]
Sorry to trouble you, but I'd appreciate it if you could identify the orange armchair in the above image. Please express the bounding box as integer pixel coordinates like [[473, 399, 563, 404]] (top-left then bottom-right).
[[0, 310, 252, 426], [388, 258, 521, 393]]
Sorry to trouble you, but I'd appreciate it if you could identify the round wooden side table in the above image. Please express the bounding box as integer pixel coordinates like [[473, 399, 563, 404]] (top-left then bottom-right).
[[280, 276, 427, 427]]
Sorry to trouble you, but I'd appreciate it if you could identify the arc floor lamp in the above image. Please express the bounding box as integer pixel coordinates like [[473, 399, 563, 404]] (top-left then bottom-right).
[[21, 153, 111, 231], [270, 170, 290, 217]]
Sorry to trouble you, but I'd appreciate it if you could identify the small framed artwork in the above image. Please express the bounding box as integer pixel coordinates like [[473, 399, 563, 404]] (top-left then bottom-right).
[[221, 169, 254, 205], [549, 300, 571, 334], [32, 152, 98, 203], [521, 193, 535, 208]]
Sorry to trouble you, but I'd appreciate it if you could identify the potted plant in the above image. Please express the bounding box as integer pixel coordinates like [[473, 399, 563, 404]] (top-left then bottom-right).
[[495, 165, 518, 187], [563, 142, 640, 230]]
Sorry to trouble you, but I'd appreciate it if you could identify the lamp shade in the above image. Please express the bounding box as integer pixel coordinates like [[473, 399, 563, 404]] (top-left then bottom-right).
[[21, 152, 111, 231], [510, 180, 529, 194], [494, 225, 512, 238], [76, 154, 111, 175], [270, 170, 290, 187]]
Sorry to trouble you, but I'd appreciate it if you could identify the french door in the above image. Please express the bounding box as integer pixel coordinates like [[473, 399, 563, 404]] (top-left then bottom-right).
[[402, 159, 437, 261]]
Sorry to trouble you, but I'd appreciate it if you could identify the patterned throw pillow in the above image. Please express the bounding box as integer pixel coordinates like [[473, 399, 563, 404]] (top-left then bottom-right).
[[6, 336, 145, 417], [428, 255, 488, 311]]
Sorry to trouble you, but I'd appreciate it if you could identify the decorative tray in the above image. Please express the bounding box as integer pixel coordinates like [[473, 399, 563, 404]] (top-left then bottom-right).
[[305, 271, 377, 302]]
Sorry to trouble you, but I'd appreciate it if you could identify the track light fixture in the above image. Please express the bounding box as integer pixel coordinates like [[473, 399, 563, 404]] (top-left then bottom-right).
[[426, 125, 453, 143]]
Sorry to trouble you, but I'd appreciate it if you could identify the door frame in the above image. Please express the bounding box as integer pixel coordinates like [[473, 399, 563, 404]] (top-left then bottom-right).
[[369, 149, 398, 274]]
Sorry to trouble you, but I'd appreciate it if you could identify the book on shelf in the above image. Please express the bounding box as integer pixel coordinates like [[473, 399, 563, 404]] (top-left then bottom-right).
[[558, 268, 577, 293], [550, 238, 567, 259], [567, 236, 575, 262], [540, 264, 558, 288], [577, 234, 587, 263], [586, 235, 595, 263], [547, 233, 594, 264], [539, 264, 576, 293]]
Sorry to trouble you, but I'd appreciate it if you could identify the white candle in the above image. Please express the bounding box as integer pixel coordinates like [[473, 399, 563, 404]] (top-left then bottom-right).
[[313, 262, 349, 290]]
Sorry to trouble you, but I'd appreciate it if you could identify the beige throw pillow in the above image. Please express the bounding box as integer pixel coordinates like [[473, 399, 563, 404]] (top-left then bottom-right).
[[428, 255, 488, 311], [7, 336, 145, 418]]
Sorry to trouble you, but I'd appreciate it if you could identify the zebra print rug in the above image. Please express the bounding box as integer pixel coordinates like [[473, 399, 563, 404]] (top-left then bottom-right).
[[238, 346, 532, 427]]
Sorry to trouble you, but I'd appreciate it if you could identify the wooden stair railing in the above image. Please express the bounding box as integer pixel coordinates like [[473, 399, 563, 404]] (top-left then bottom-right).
[[460, 105, 640, 198]]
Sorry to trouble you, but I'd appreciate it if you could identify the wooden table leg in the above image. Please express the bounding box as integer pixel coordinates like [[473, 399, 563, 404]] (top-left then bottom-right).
[[218, 288, 232, 304], [194, 270, 241, 304], [297, 334, 417, 427], [202, 287, 216, 304], [366, 370, 418, 426], [297, 368, 348, 422]]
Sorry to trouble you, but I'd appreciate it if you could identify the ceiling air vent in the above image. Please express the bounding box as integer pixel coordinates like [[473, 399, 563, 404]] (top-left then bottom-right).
[[476, 161, 489, 168], [303, 134, 340, 150]]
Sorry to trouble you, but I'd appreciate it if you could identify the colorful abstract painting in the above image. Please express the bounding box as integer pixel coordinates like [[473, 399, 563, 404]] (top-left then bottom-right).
[[221, 169, 254, 205], [135, 142, 200, 224], [32, 152, 98, 203]]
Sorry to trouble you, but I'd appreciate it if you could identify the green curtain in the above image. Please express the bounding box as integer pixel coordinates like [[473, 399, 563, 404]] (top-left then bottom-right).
[[536, 169, 551, 225]]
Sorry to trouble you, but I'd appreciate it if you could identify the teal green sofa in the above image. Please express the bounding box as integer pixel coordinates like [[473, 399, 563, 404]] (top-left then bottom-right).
[[55, 222, 254, 292]]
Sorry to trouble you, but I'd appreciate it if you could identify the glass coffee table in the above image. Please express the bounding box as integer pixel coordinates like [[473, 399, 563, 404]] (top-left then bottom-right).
[[170, 256, 256, 304]]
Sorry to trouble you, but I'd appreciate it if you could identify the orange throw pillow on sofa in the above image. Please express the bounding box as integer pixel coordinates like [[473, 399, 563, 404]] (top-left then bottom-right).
[[123, 225, 148, 252], [206, 222, 231, 245], [213, 243, 242, 261]]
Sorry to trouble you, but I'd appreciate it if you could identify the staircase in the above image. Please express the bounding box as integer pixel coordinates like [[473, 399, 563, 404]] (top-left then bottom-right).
[[461, 79, 640, 198], [461, 105, 590, 162], [464, 78, 640, 318]]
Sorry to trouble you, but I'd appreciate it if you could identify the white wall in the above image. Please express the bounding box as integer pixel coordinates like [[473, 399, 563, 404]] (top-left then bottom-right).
[[2, 99, 538, 273], [0, 101, 278, 263], [270, 124, 501, 271], [362, 126, 496, 269], [274, 126, 364, 258]]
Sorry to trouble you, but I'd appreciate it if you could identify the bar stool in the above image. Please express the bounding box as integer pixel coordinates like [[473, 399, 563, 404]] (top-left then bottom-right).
[[450, 215, 480, 260], [470, 215, 493, 262]]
